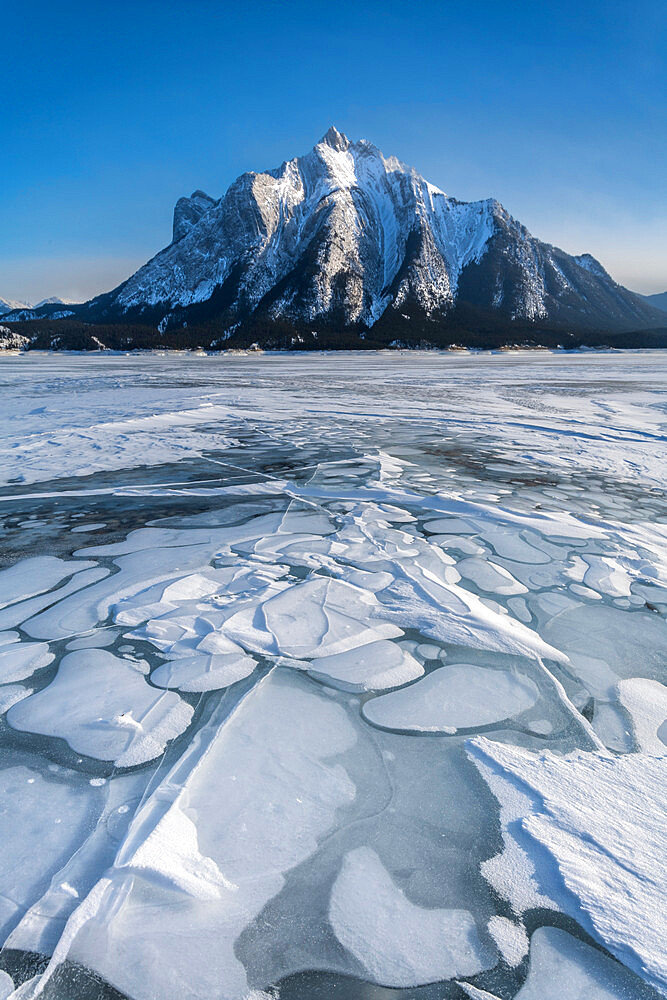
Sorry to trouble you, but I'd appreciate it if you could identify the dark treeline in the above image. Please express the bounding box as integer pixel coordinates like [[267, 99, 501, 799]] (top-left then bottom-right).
[[3, 317, 666, 353]]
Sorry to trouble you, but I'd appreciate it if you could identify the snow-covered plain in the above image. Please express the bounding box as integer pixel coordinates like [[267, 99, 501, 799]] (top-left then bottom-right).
[[0, 351, 664, 1000]]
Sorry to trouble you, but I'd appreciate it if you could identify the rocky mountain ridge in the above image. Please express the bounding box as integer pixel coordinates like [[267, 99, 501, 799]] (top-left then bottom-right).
[[3, 128, 663, 342]]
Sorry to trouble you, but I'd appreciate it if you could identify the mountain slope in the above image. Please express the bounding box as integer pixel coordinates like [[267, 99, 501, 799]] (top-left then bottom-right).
[[7, 129, 664, 339], [640, 291, 667, 313], [1, 296, 77, 322], [0, 297, 31, 315], [34, 296, 76, 308]]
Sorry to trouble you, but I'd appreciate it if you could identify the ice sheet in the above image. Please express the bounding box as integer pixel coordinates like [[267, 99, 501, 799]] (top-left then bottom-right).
[[151, 651, 257, 692], [329, 846, 494, 985], [35, 670, 358, 1000], [0, 764, 97, 945], [513, 926, 656, 999], [363, 663, 539, 732], [486, 916, 529, 966], [8, 650, 193, 766], [0, 352, 665, 1000], [0, 557, 97, 610], [617, 677, 667, 754], [0, 642, 53, 683], [308, 639, 423, 692]]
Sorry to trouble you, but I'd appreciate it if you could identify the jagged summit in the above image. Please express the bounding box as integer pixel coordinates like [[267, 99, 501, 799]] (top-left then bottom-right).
[[172, 190, 216, 243], [319, 125, 351, 151], [0, 296, 32, 315], [8, 129, 662, 337], [0, 295, 76, 321], [573, 253, 611, 280]]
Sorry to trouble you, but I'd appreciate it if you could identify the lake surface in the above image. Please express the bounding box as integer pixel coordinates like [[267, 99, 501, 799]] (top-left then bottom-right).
[[0, 351, 665, 1000]]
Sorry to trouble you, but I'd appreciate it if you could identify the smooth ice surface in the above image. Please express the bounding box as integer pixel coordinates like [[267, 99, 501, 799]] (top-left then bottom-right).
[[0, 556, 94, 610], [459, 926, 657, 999], [0, 642, 53, 683], [0, 566, 108, 633], [363, 663, 539, 732], [0, 765, 95, 945], [329, 846, 493, 985], [457, 557, 528, 595], [151, 651, 257, 692], [8, 650, 193, 766], [309, 639, 423, 692], [49, 670, 358, 1000]]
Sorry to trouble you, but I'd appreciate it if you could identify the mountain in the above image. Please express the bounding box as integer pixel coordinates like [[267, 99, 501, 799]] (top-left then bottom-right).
[[0, 297, 31, 315], [1, 296, 76, 321], [639, 291, 667, 313], [4, 129, 664, 344], [34, 296, 76, 308]]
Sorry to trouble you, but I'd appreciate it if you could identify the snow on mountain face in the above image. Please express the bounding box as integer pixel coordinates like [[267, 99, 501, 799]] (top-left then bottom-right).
[[0, 297, 31, 315], [34, 296, 76, 307], [172, 190, 217, 243], [110, 128, 498, 326], [0, 325, 29, 350], [573, 253, 610, 279], [85, 128, 663, 332], [0, 296, 77, 324]]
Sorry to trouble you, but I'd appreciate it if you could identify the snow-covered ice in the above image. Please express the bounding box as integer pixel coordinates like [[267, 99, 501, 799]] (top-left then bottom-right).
[[151, 650, 257, 692], [309, 639, 423, 692], [617, 677, 667, 754], [0, 641, 53, 683], [459, 926, 657, 999], [468, 737, 667, 994], [486, 915, 529, 967]]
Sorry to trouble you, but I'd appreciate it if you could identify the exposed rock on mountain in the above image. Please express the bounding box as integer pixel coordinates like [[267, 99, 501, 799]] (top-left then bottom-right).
[[5, 129, 664, 342]]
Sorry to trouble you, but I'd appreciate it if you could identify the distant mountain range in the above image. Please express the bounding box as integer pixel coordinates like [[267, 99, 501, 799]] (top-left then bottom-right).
[[0, 296, 74, 316], [0, 297, 29, 315], [2, 128, 665, 349], [640, 291, 667, 313]]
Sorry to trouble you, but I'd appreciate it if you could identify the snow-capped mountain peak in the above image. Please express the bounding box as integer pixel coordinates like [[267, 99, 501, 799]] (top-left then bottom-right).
[[66, 129, 665, 336], [573, 253, 611, 280], [172, 190, 217, 243], [0, 295, 77, 322], [107, 130, 501, 327], [0, 297, 31, 315], [319, 125, 351, 152], [34, 296, 76, 307]]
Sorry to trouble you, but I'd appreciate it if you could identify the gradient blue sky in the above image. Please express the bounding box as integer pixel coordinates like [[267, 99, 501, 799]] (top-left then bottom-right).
[[2, 0, 665, 303]]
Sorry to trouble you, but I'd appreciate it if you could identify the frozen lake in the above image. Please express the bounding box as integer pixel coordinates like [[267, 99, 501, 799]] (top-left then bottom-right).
[[0, 351, 665, 1000]]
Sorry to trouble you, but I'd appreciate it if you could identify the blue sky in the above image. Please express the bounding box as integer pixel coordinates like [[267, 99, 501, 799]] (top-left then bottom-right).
[[2, 0, 665, 302]]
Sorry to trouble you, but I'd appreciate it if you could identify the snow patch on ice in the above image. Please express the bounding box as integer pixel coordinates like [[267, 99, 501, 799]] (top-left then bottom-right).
[[8, 650, 193, 766], [617, 677, 667, 754], [468, 737, 667, 994], [363, 663, 539, 733], [329, 846, 494, 986]]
